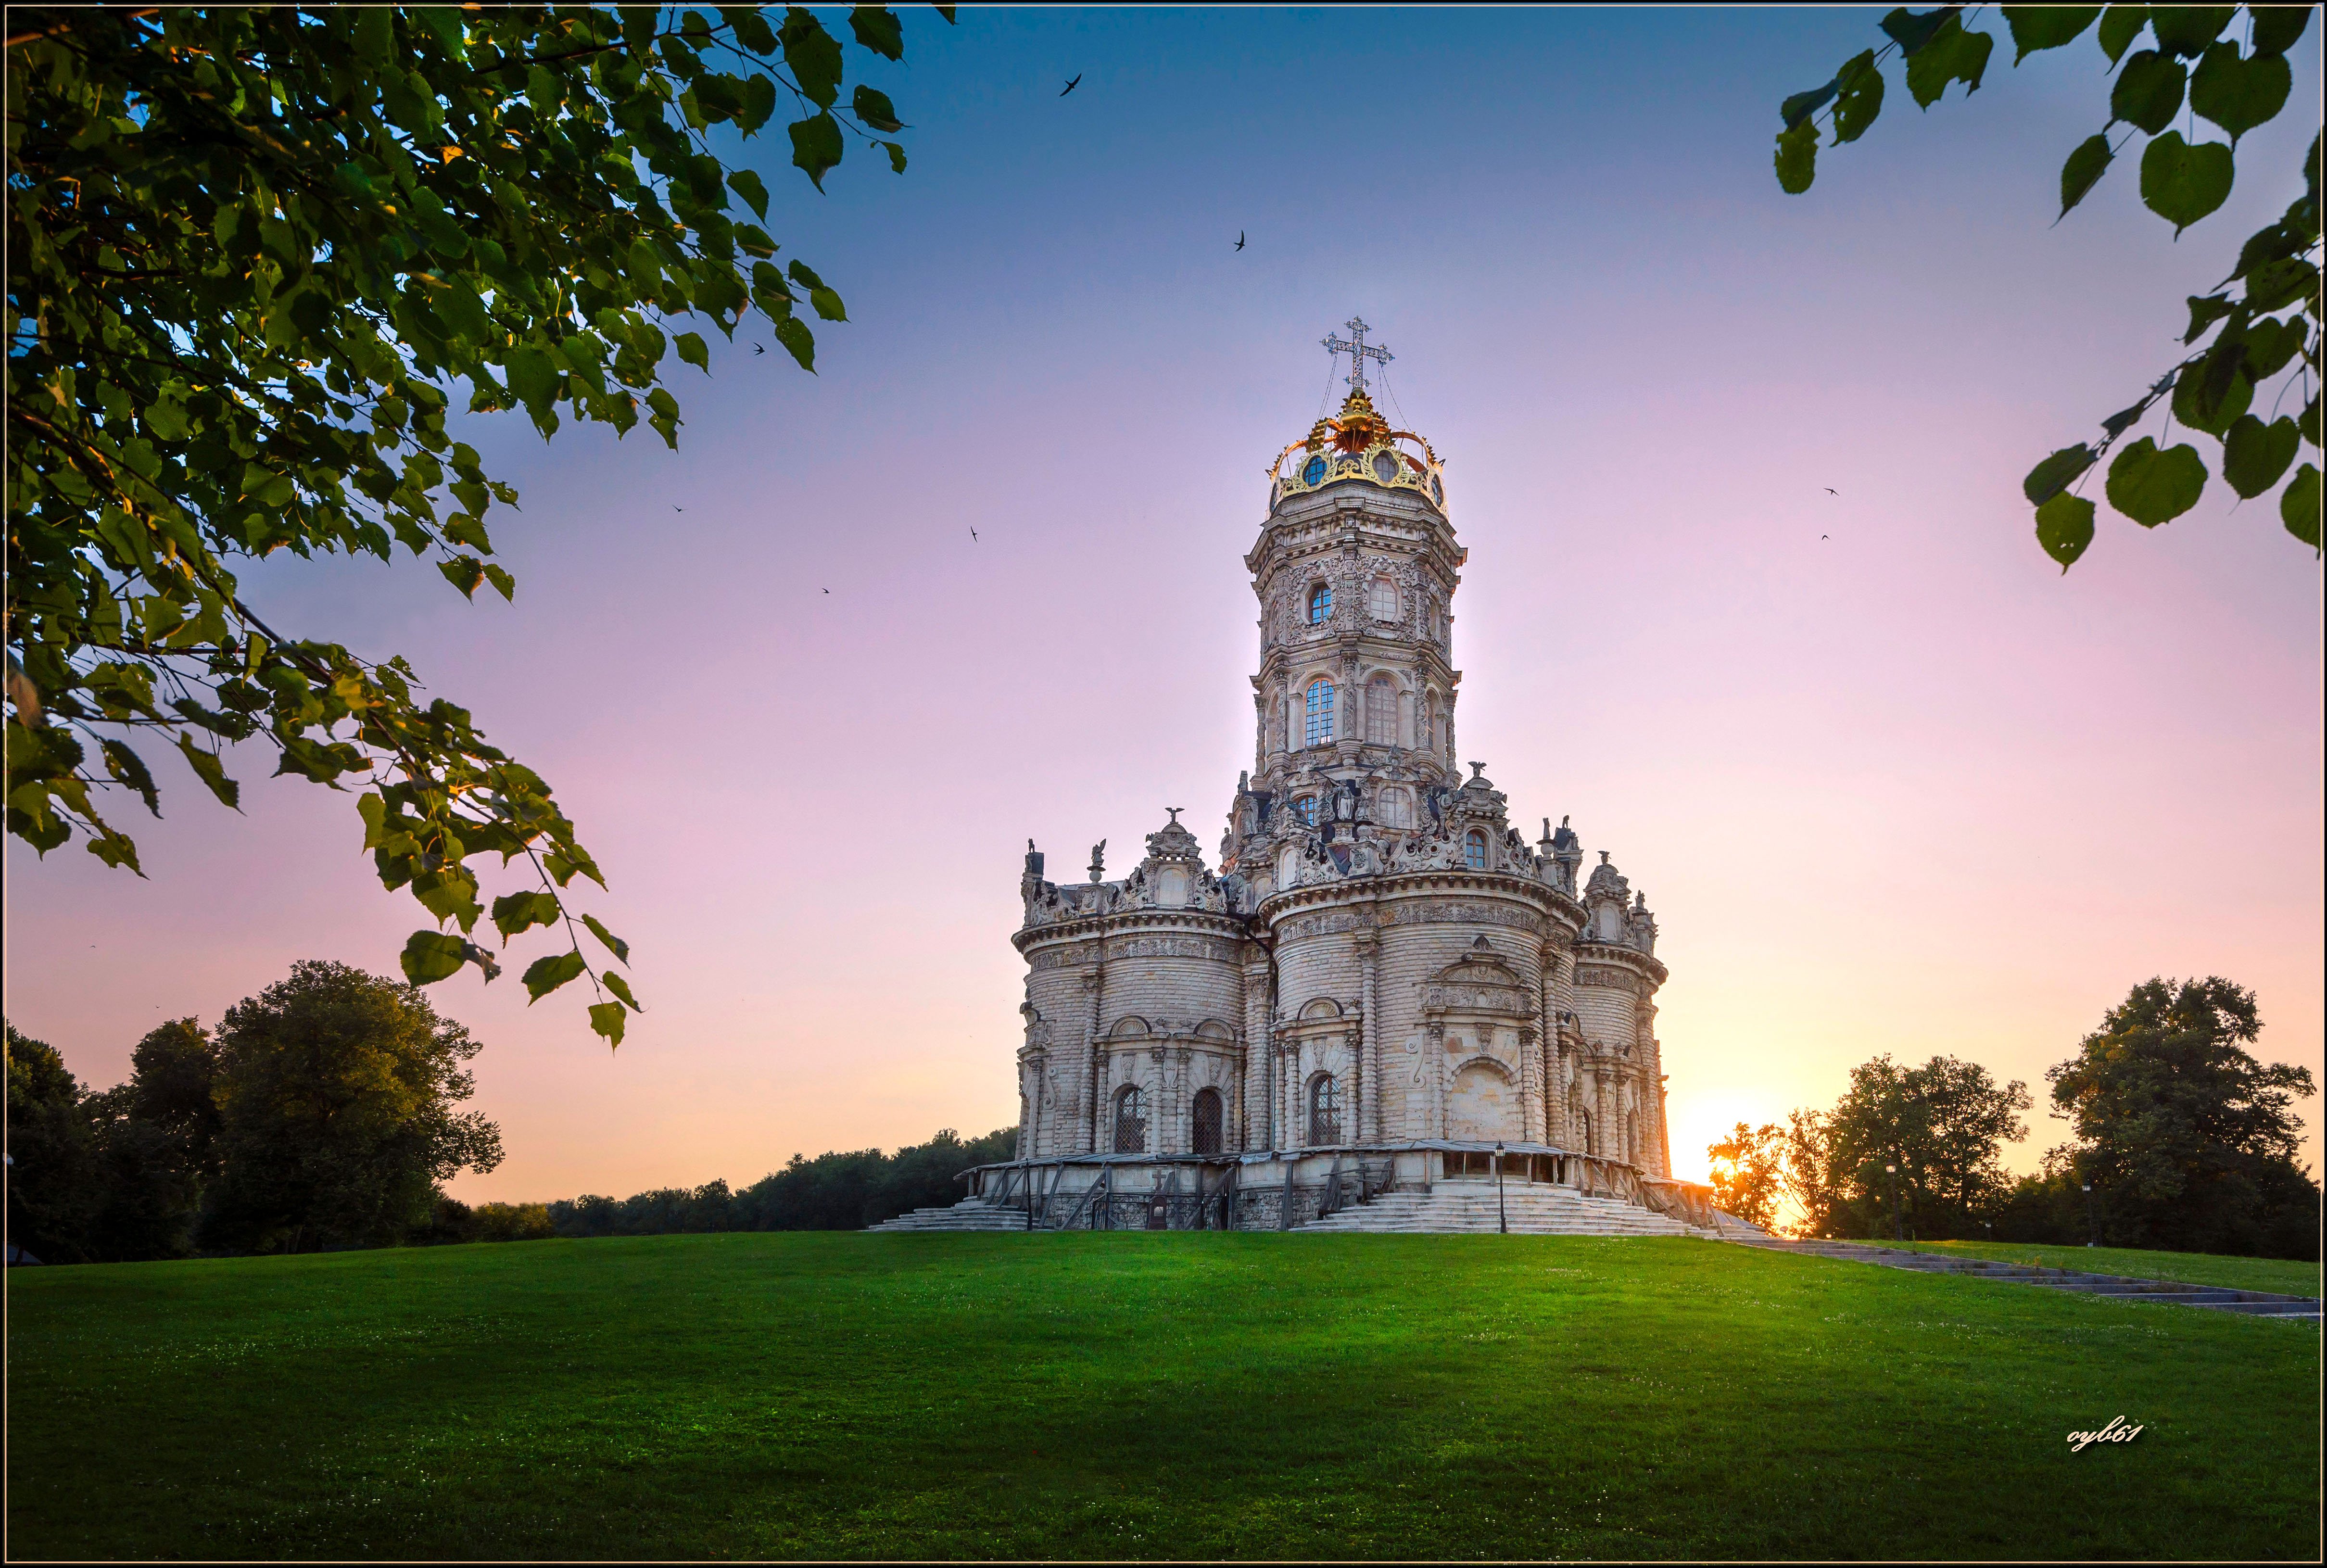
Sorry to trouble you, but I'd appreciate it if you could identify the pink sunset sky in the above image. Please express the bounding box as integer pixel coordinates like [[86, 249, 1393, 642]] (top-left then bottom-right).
[[7, 9, 2322, 1197]]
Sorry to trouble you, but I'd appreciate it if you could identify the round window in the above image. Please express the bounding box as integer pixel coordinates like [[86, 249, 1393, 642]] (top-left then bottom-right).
[[1302, 455, 1328, 486], [1371, 451, 1399, 483]]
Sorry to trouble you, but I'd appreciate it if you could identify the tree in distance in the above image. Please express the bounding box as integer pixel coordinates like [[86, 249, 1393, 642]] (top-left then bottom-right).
[[200, 959, 504, 1254], [5, 5, 951, 1046], [1784, 1054, 2032, 1239], [1774, 4, 2320, 567], [1706, 1120, 1786, 1229], [2048, 974, 2319, 1256]]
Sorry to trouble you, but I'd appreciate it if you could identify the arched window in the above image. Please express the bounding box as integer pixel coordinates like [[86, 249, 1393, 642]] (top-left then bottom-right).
[[1304, 679, 1335, 746], [1292, 795, 1318, 826], [1369, 577, 1398, 621], [1191, 1087, 1225, 1155], [1366, 676, 1396, 745], [1379, 788, 1411, 828], [1580, 1107, 1596, 1155], [1307, 1074, 1342, 1145], [1464, 830, 1488, 871], [1112, 1085, 1147, 1154], [1307, 583, 1332, 625]]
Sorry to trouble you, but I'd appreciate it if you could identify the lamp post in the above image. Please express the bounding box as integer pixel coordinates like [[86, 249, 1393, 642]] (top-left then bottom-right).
[[1884, 1162, 1902, 1243], [2082, 1180, 2099, 1247], [1495, 1140, 1508, 1234]]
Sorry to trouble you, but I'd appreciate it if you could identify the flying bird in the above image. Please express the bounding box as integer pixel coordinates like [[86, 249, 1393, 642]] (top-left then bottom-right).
[[822, 588, 830, 594], [1234, 231, 1245, 251], [970, 527, 979, 541], [1060, 74, 1081, 95], [1824, 487, 1837, 495], [753, 343, 765, 355], [1821, 534, 1830, 541], [674, 506, 683, 512]]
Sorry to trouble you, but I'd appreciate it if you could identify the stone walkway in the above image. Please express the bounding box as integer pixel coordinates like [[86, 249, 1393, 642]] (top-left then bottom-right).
[[1723, 1236, 2322, 1320]]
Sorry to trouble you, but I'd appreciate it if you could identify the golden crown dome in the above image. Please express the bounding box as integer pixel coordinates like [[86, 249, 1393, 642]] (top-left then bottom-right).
[[1267, 388, 1444, 513]]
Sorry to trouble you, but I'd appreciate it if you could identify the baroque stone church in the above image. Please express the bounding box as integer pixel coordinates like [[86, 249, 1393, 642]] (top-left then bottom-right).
[[921, 323, 1720, 1234]]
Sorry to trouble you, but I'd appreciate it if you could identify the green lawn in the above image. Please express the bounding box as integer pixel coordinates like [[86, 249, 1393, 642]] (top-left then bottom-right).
[[7, 1233, 2318, 1561], [1872, 1239, 2323, 1298]]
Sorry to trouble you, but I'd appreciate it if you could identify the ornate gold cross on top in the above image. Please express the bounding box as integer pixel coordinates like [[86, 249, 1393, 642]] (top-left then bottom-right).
[[1321, 316, 1393, 398]]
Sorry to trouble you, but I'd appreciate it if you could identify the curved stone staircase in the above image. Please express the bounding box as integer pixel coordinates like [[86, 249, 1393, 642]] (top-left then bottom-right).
[[866, 1199, 1029, 1233], [1296, 1185, 1718, 1237]]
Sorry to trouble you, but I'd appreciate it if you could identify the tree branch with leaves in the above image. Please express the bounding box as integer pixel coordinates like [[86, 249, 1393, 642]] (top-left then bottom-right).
[[6, 5, 952, 1046], [1775, 4, 2319, 568]]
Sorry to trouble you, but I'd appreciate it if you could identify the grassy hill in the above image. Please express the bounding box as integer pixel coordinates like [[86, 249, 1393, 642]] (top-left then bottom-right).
[[7, 1233, 2318, 1560], [1866, 1239, 2321, 1297]]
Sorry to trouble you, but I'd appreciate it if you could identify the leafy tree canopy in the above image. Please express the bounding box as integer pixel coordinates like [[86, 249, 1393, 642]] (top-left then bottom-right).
[[4, 1019, 104, 1261], [1775, 4, 2320, 567], [6, 5, 949, 1046], [2048, 974, 2317, 1252], [202, 958, 504, 1252], [1814, 1053, 2031, 1238], [1706, 1120, 1786, 1229]]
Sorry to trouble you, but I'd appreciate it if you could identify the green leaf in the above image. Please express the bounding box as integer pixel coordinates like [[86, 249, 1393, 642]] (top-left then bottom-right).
[[2182, 291, 2235, 343], [2105, 436, 2208, 525], [588, 1000, 629, 1047], [774, 314, 817, 370], [1775, 119, 1819, 194], [2250, 5, 2314, 58], [2221, 414, 2300, 498], [779, 8, 845, 107], [582, 913, 631, 964], [2240, 314, 2306, 378], [2023, 444, 2097, 505], [2002, 5, 2101, 60], [2110, 49, 2188, 132], [521, 950, 588, 1003], [2189, 41, 2290, 142], [438, 555, 485, 599], [2060, 134, 2115, 217], [99, 739, 160, 817], [602, 972, 643, 1012], [2170, 350, 2250, 432], [1903, 17, 1994, 108], [2146, 4, 2235, 57], [482, 564, 516, 602], [2139, 130, 2234, 234], [881, 140, 908, 174], [849, 4, 905, 60], [852, 83, 905, 133], [492, 889, 562, 941], [809, 285, 847, 322], [1880, 5, 1965, 56], [175, 734, 239, 809], [2034, 492, 2099, 570], [789, 111, 845, 190], [401, 929, 470, 985], [1781, 81, 1838, 129], [503, 346, 560, 427], [1832, 51, 1885, 143], [727, 168, 770, 219], [2243, 257, 2319, 313], [2097, 4, 2150, 64], [2282, 463, 2321, 549], [675, 331, 711, 371]]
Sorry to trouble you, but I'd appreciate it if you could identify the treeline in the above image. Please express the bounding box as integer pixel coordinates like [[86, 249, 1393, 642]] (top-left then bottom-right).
[[7, 961, 504, 1262], [545, 1125, 1017, 1238], [1709, 976, 2320, 1260], [6, 957, 1018, 1264]]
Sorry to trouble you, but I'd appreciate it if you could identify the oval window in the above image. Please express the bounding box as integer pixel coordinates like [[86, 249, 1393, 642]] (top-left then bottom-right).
[[1429, 474, 1444, 504], [1372, 451, 1399, 484], [1302, 455, 1328, 486]]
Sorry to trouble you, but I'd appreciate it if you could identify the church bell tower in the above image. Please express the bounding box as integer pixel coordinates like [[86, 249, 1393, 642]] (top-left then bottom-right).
[[1222, 317, 1465, 883]]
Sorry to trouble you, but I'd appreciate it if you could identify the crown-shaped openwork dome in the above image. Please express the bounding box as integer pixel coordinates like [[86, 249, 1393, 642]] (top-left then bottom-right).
[[1266, 386, 1445, 514]]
